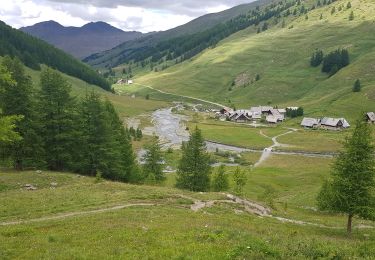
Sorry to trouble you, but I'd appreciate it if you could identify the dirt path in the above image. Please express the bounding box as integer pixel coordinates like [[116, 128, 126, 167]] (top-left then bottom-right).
[[188, 194, 374, 230], [254, 129, 297, 167], [134, 83, 225, 108], [1, 194, 372, 230], [0, 203, 155, 226]]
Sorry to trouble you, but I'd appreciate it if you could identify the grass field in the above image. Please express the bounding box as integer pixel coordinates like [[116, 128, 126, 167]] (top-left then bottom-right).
[[1, 161, 375, 259], [137, 0, 375, 121], [188, 122, 273, 149]]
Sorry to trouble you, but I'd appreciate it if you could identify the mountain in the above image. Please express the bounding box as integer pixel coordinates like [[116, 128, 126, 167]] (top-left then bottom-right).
[[0, 20, 110, 90], [20, 21, 143, 59], [135, 0, 375, 121], [84, 0, 274, 68]]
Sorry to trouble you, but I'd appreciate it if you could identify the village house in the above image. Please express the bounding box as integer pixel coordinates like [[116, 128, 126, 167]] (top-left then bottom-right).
[[229, 110, 252, 123], [319, 117, 350, 130], [301, 117, 319, 128], [366, 112, 375, 124]]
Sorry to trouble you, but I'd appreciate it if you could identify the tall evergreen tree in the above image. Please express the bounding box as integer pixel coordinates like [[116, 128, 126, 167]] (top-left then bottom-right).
[[38, 68, 77, 171], [176, 127, 211, 191], [142, 136, 165, 183], [0, 56, 44, 169], [0, 64, 22, 144], [349, 11, 354, 20], [352, 79, 361, 92], [317, 116, 375, 234], [103, 99, 136, 182], [310, 49, 324, 67]]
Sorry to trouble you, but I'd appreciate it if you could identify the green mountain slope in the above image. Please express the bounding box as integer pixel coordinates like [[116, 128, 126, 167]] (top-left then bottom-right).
[[0, 21, 110, 90], [137, 0, 375, 120], [83, 0, 273, 68]]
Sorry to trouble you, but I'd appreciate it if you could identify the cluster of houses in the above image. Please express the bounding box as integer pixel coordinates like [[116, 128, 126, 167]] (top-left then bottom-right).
[[301, 112, 375, 130], [301, 117, 350, 130], [216, 106, 295, 124]]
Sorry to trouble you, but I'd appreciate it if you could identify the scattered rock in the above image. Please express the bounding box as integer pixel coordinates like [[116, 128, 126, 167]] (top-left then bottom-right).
[[50, 182, 58, 187], [24, 184, 37, 191], [36, 170, 42, 174]]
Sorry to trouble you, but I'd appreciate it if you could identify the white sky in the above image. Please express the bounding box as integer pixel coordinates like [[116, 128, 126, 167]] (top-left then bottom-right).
[[0, 0, 255, 32]]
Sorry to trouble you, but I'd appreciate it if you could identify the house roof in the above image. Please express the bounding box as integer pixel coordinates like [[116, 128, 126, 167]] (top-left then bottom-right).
[[250, 106, 262, 114], [235, 113, 251, 120], [320, 117, 350, 128], [367, 112, 375, 122], [301, 117, 318, 127], [266, 115, 278, 123]]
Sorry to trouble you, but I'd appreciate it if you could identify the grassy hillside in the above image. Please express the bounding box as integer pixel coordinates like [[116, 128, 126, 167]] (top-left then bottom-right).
[[23, 64, 168, 118], [1, 165, 374, 259], [137, 0, 375, 121]]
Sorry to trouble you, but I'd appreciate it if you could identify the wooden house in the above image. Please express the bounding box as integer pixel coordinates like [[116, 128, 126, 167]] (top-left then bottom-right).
[[320, 117, 350, 130], [301, 117, 319, 128]]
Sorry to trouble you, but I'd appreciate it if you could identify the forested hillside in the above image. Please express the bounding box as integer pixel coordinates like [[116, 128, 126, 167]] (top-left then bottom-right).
[[83, 0, 273, 68], [0, 21, 110, 91], [136, 0, 375, 120]]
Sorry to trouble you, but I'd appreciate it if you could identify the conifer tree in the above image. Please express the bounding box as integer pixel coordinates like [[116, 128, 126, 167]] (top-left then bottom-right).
[[233, 167, 247, 195], [0, 56, 44, 169], [349, 11, 354, 20], [38, 68, 77, 171], [212, 165, 229, 192], [352, 79, 361, 92], [176, 127, 211, 191], [142, 136, 165, 183], [0, 65, 22, 144], [317, 116, 375, 234], [79, 92, 109, 175], [103, 99, 136, 181]]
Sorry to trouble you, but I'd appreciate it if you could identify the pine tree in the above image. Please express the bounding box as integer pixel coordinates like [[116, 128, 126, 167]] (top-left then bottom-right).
[[349, 11, 354, 20], [103, 99, 136, 181], [233, 167, 247, 195], [176, 127, 211, 191], [320, 13, 323, 20], [310, 49, 324, 67], [0, 56, 44, 169], [262, 22, 268, 31], [142, 136, 165, 183], [317, 116, 375, 234], [38, 68, 77, 171], [0, 64, 22, 144], [347, 2, 352, 8], [212, 165, 229, 191], [352, 79, 361, 92]]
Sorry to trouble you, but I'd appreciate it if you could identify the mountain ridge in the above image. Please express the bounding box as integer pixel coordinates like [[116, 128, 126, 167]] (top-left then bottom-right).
[[21, 21, 143, 59]]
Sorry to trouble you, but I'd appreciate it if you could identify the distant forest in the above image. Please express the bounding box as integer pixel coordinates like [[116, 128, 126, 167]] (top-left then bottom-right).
[[0, 21, 110, 91]]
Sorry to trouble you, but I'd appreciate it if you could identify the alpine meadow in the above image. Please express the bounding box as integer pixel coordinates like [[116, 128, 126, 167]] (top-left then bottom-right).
[[0, 0, 374, 259]]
